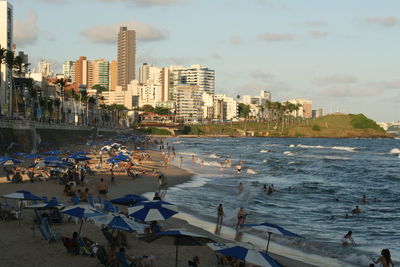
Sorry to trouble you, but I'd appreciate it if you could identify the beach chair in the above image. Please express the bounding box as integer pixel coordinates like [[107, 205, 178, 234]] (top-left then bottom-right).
[[71, 196, 81, 205], [76, 238, 92, 256], [88, 195, 96, 208], [97, 196, 104, 209]]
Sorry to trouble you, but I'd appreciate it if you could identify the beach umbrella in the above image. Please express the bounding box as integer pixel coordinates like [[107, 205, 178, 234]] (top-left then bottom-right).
[[24, 154, 41, 159], [0, 157, 23, 166], [42, 156, 61, 162], [93, 213, 145, 233], [111, 194, 148, 206], [128, 200, 178, 222], [2, 190, 43, 225], [68, 154, 92, 161], [10, 152, 27, 158], [145, 229, 214, 267], [42, 150, 62, 155], [241, 223, 301, 253], [207, 242, 282, 267], [101, 145, 112, 151], [62, 204, 103, 234], [107, 154, 130, 163], [25, 199, 65, 209]]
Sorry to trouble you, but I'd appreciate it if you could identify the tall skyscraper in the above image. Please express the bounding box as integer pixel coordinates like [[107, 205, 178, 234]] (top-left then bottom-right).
[[92, 58, 109, 90], [117, 27, 136, 91], [109, 60, 118, 91], [74, 56, 89, 86], [38, 60, 53, 77], [63, 61, 75, 82], [0, 1, 13, 115]]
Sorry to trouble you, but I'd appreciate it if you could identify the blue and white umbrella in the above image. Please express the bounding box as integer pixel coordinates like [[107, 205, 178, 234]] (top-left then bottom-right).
[[111, 194, 147, 206], [241, 223, 301, 252], [24, 154, 41, 159], [10, 152, 27, 158], [93, 214, 145, 233], [62, 204, 102, 219], [25, 199, 65, 209], [42, 150, 62, 155], [0, 157, 23, 166], [128, 200, 178, 222], [3, 190, 42, 201], [153, 229, 213, 267], [2, 190, 43, 225], [62, 204, 103, 234], [42, 156, 61, 162], [107, 154, 130, 163], [207, 242, 282, 267]]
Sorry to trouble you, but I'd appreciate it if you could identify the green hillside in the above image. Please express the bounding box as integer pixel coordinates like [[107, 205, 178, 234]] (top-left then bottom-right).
[[181, 114, 389, 138]]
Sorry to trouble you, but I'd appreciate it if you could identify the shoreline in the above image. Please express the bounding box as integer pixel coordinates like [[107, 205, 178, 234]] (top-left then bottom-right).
[[0, 141, 356, 266], [152, 149, 356, 267], [150, 134, 394, 139]]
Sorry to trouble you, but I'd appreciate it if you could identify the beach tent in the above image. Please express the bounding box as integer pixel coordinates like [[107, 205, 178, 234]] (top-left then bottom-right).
[[93, 214, 145, 234], [2, 190, 43, 225], [207, 242, 282, 267], [111, 194, 147, 206], [241, 222, 301, 253], [62, 204, 103, 234], [128, 200, 178, 222], [150, 230, 214, 267]]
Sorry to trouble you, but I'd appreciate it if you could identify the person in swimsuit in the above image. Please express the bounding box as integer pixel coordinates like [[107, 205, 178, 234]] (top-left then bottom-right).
[[342, 231, 356, 246], [236, 207, 247, 229], [217, 204, 224, 226], [373, 249, 394, 267]]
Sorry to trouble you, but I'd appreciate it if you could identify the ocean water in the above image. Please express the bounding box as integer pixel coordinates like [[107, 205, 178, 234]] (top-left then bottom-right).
[[162, 137, 400, 266]]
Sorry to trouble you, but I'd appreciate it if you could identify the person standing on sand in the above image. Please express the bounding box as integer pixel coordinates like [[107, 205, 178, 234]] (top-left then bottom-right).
[[217, 204, 224, 226], [180, 156, 183, 168], [110, 168, 115, 183], [98, 178, 109, 198]]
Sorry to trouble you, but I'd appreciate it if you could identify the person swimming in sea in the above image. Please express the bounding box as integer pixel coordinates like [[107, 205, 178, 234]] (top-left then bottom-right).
[[238, 182, 244, 194], [352, 205, 361, 214], [236, 164, 242, 174], [262, 184, 267, 192], [362, 195, 367, 203], [342, 231, 356, 246]]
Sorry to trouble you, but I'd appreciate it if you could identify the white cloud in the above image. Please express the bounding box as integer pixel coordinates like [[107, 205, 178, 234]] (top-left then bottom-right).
[[14, 10, 39, 47], [366, 16, 400, 27], [251, 69, 274, 82], [257, 33, 295, 41], [80, 21, 169, 44], [99, 0, 185, 7], [309, 30, 328, 38], [230, 36, 243, 45], [315, 75, 358, 86], [304, 21, 325, 27]]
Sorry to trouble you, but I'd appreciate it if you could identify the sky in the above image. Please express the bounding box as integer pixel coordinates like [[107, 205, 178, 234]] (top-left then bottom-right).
[[6, 0, 400, 122]]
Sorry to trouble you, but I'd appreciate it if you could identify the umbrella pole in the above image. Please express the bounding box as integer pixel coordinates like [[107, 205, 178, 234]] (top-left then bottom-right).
[[266, 232, 271, 253], [19, 200, 23, 226], [175, 237, 179, 267], [78, 219, 84, 235]]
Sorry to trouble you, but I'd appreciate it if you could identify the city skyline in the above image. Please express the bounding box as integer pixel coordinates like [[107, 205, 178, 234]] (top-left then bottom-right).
[[6, 0, 400, 121]]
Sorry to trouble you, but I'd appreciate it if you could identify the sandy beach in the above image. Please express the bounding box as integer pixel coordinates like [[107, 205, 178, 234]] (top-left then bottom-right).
[[0, 141, 344, 267]]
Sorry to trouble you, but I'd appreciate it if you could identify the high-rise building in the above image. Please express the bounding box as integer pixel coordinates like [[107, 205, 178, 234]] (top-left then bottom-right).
[[38, 60, 53, 77], [63, 61, 75, 82], [74, 56, 90, 86], [174, 84, 202, 122], [287, 99, 313, 118], [180, 65, 215, 95], [0, 1, 13, 115], [109, 60, 118, 91], [139, 63, 162, 85], [117, 27, 136, 91], [92, 59, 109, 90]]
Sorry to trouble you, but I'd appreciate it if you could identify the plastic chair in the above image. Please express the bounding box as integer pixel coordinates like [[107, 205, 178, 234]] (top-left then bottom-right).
[[71, 196, 80, 205], [87, 195, 95, 208]]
